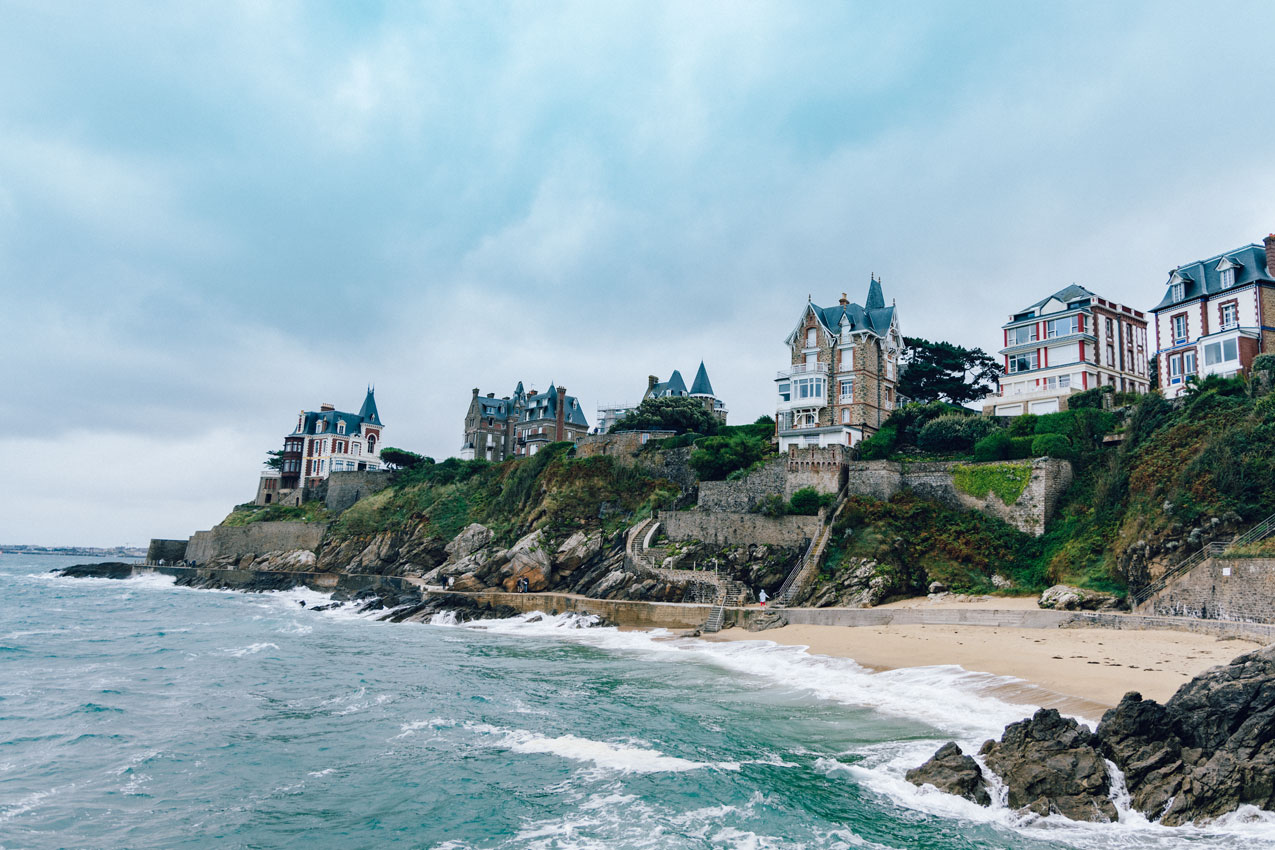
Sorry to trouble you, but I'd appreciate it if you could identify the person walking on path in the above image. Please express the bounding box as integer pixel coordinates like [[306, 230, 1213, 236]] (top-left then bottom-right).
[[759, 589, 768, 608]]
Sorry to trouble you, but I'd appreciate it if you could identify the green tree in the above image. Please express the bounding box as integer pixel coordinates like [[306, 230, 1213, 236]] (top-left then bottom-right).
[[380, 447, 433, 470], [265, 449, 285, 471], [610, 396, 722, 436], [689, 432, 767, 480], [899, 337, 1002, 405]]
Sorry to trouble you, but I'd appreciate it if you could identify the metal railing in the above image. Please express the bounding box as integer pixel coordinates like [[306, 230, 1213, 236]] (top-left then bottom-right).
[[776, 363, 827, 379], [1131, 510, 1275, 606]]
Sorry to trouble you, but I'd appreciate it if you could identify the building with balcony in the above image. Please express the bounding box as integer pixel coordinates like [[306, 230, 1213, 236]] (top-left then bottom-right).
[[596, 362, 728, 433], [461, 381, 589, 460], [775, 279, 905, 451], [1152, 234, 1275, 399], [987, 285, 1150, 416], [255, 388, 385, 506]]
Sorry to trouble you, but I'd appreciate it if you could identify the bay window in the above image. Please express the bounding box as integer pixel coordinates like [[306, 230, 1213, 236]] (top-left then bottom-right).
[[1008, 352, 1038, 374]]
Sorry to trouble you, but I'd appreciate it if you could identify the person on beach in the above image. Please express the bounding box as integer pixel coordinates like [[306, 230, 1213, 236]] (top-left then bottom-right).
[[759, 589, 768, 608]]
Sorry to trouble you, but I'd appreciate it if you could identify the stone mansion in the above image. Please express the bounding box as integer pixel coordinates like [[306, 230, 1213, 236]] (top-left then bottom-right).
[[776, 279, 904, 450], [461, 382, 590, 461]]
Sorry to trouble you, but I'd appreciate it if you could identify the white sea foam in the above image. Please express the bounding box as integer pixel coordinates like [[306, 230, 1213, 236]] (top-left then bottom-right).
[[434, 610, 1034, 738], [465, 722, 738, 774], [223, 642, 279, 657]]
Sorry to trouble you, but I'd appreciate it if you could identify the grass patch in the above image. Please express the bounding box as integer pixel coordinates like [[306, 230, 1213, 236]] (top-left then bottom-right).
[[951, 463, 1031, 505], [222, 501, 332, 526]]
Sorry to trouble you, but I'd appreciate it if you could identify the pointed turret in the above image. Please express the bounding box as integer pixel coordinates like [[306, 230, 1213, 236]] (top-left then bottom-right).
[[689, 361, 715, 396], [358, 386, 381, 425], [666, 370, 687, 395], [865, 276, 885, 311]]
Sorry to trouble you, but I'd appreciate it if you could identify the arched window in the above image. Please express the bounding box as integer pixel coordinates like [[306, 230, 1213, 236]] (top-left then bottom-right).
[[367, 434, 377, 453]]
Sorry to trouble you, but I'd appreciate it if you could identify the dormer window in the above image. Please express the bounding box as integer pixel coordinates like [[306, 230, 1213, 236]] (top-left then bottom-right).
[[337, 420, 346, 435], [317, 419, 326, 433], [1216, 257, 1241, 291], [1170, 282, 1184, 302]]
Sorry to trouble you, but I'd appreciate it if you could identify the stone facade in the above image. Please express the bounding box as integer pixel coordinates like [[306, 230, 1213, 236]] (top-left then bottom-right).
[[1138, 557, 1275, 623], [841, 458, 1073, 536], [146, 539, 188, 564], [575, 431, 676, 460], [461, 382, 589, 460], [324, 470, 393, 514], [776, 280, 905, 450], [186, 521, 329, 565], [659, 510, 822, 548]]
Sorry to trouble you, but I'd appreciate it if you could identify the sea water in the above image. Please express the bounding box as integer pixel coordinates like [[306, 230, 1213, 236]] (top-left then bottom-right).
[[3, 553, 1274, 849]]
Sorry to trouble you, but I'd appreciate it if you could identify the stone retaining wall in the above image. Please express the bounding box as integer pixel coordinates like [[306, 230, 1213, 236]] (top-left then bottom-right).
[[841, 458, 1072, 536], [1138, 557, 1275, 624], [697, 458, 787, 511], [324, 470, 393, 514], [146, 539, 188, 564], [659, 510, 821, 547], [186, 521, 329, 565]]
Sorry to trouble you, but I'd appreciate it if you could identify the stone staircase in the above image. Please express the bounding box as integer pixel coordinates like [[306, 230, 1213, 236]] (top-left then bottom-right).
[[625, 518, 743, 632], [1132, 510, 1275, 610], [772, 486, 848, 608]]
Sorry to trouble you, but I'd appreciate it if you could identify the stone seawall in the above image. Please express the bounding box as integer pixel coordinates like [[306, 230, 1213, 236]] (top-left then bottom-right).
[[146, 538, 188, 564], [1138, 557, 1275, 624], [324, 470, 393, 514], [659, 511, 821, 547], [186, 521, 329, 565]]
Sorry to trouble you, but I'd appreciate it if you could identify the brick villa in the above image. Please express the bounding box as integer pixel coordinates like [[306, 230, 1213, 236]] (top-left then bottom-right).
[[1152, 234, 1275, 399], [987, 285, 1150, 416], [461, 382, 589, 461]]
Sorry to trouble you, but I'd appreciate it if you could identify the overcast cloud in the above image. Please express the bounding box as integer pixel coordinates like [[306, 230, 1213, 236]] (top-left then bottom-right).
[[3, 1, 1274, 545]]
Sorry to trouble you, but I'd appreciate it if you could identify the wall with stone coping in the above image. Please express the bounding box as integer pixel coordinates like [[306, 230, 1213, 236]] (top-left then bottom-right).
[[186, 521, 330, 565], [1138, 557, 1275, 623], [658, 510, 821, 547], [784, 445, 849, 497], [696, 457, 787, 511], [324, 470, 393, 514], [841, 458, 1072, 536]]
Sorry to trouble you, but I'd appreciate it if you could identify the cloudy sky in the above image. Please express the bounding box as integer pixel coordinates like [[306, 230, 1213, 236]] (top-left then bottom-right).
[[3, 1, 1274, 546]]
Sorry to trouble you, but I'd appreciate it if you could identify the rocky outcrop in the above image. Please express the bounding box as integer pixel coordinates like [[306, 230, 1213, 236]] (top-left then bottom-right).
[[1098, 645, 1275, 825], [800, 558, 913, 608], [1037, 584, 1121, 611], [905, 742, 990, 806], [978, 709, 1115, 821], [57, 562, 138, 579], [315, 525, 448, 575], [910, 645, 1275, 825]]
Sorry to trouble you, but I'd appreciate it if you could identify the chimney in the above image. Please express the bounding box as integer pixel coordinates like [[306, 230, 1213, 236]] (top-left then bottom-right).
[[648, 375, 658, 392], [487, 392, 495, 398], [555, 386, 567, 441], [1265, 233, 1275, 277], [320, 402, 335, 412], [472, 388, 479, 397], [839, 292, 848, 306]]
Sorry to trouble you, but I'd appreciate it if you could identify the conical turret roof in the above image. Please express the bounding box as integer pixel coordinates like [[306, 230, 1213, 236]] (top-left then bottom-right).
[[689, 361, 715, 396]]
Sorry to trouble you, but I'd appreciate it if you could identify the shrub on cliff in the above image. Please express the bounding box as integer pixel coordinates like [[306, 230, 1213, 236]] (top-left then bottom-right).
[[973, 431, 1012, 461], [788, 487, 834, 516], [1031, 433, 1072, 459], [689, 431, 768, 481], [916, 414, 999, 453], [381, 447, 432, 470], [610, 396, 722, 436]]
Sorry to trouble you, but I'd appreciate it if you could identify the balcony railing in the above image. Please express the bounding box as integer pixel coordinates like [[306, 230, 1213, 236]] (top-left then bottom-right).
[[776, 362, 827, 380]]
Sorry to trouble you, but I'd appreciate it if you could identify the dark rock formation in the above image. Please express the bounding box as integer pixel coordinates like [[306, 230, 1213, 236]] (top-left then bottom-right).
[[905, 742, 990, 806], [1037, 584, 1122, 611], [57, 562, 137, 579], [978, 708, 1115, 821], [910, 645, 1275, 825]]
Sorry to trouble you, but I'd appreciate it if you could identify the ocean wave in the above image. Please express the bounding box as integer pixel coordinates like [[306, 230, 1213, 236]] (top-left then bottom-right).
[[223, 642, 279, 657], [436, 610, 1035, 738], [464, 722, 738, 774]]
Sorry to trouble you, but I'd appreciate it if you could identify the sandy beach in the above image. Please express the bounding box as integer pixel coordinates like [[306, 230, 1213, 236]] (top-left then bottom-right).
[[715, 596, 1265, 719]]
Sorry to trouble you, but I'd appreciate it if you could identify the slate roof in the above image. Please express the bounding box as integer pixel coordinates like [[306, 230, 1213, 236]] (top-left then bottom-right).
[[521, 383, 590, 428], [1153, 243, 1274, 311], [689, 361, 715, 396], [358, 388, 381, 426], [809, 280, 897, 338], [1004, 285, 1097, 324], [298, 409, 369, 437], [650, 370, 689, 397]]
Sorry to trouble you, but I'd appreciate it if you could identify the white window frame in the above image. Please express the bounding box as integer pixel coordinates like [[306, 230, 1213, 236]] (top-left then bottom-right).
[[1220, 268, 1236, 289], [839, 379, 854, 402], [1221, 302, 1238, 329], [1172, 315, 1188, 344], [1008, 352, 1038, 374]]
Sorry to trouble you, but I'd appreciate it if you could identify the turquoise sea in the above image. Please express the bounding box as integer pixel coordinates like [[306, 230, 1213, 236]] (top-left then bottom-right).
[[3, 553, 1274, 849]]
